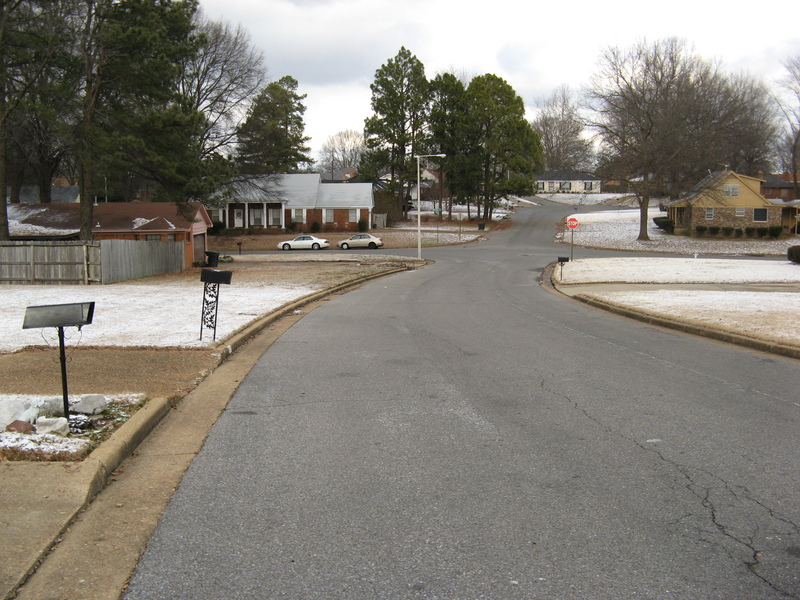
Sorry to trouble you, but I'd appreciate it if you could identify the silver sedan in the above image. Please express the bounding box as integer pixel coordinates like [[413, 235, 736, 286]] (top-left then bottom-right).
[[336, 233, 384, 250], [277, 235, 330, 250]]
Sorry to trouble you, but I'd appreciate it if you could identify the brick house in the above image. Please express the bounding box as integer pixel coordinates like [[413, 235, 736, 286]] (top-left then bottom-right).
[[663, 170, 785, 236], [209, 174, 374, 232], [8, 201, 212, 267]]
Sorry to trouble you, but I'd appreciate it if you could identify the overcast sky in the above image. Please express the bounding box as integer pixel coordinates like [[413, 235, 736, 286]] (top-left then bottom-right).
[[199, 0, 800, 161]]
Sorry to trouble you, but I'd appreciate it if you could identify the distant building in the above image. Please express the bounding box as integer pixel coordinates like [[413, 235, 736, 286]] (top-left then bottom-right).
[[535, 171, 602, 194]]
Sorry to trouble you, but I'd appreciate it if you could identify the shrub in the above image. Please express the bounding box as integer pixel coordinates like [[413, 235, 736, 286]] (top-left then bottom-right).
[[734, 228, 744, 237], [310, 221, 321, 233], [722, 227, 734, 237], [757, 227, 769, 237], [210, 220, 225, 235], [769, 225, 783, 238], [358, 218, 368, 232], [745, 227, 756, 237], [653, 216, 674, 233], [694, 225, 707, 236], [708, 226, 721, 236], [287, 221, 297, 233], [788, 246, 800, 263]]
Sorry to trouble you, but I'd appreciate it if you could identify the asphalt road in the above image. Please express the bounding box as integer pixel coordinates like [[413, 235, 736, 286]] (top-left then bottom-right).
[[123, 202, 800, 600]]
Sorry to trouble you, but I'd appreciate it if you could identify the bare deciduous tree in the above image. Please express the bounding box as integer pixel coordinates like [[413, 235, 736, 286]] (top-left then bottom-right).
[[318, 129, 365, 177], [179, 12, 267, 159], [776, 55, 800, 193], [531, 85, 593, 172], [584, 38, 740, 240]]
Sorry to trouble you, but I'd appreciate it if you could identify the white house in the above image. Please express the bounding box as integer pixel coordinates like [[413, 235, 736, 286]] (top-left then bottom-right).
[[536, 171, 602, 194]]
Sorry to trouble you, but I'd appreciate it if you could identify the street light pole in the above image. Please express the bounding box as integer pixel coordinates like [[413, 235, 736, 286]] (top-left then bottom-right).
[[415, 153, 445, 260]]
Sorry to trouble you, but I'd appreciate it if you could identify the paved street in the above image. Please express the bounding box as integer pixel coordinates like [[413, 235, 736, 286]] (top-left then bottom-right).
[[124, 203, 800, 599]]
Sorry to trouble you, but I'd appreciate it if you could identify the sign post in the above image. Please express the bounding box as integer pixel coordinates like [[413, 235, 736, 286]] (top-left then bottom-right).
[[200, 269, 233, 341], [22, 302, 95, 420], [566, 217, 579, 261]]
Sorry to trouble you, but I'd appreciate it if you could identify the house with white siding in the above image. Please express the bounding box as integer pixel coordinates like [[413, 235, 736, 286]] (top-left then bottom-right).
[[535, 171, 602, 194]]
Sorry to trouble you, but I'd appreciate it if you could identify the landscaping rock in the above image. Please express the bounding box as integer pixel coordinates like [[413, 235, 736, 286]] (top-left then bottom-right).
[[33, 396, 65, 417], [6, 420, 35, 434], [36, 417, 69, 436], [72, 394, 107, 415], [0, 398, 27, 429]]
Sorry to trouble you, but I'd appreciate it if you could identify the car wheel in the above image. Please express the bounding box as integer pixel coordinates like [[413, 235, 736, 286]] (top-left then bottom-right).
[[282, 243, 291, 251], [368, 242, 377, 249], [312, 243, 320, 250], [341, 243, 349, 250]]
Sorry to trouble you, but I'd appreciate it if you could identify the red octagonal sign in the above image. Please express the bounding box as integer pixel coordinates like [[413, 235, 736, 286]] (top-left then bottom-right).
[[567, 217, 579, 229]]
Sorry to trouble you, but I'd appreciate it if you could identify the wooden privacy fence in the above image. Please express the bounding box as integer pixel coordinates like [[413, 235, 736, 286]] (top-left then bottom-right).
[[0, 240, 184, 285]]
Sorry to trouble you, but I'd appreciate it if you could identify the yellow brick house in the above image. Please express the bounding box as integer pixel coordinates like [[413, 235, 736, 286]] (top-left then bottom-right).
[[663, 170, 783, 236]]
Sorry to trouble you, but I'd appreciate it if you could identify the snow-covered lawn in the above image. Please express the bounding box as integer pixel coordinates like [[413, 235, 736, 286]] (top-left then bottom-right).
[[555, 256, 800, 285], [547, 194, 800, 348], [0, 281, 317, 353], [558, 205, 798, 256]]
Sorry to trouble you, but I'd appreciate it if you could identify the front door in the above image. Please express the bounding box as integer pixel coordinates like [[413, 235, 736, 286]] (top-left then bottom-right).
[[234, 208, 244, 228]]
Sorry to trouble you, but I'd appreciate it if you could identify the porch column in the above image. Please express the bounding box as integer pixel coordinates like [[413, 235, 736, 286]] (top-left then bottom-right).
[[263, 201, 267, 228]]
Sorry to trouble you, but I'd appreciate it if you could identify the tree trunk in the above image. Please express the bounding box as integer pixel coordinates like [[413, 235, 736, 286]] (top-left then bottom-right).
[[637, 195, 650, 241]]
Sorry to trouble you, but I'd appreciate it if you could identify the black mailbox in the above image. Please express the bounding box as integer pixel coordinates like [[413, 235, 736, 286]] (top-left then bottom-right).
[[22, 301, 96, 420], [201, 269, 232, 285], [23, 302, 95, 330], [557, 256, 570, 263]]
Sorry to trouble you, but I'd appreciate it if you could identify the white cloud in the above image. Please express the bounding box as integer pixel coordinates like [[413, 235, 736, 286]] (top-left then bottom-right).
[[199, 0, 800, 158]]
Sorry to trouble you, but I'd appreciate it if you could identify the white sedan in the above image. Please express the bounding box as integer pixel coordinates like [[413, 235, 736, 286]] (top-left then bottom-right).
[[277, 235, 330, 250], [336, 233, 384, 250]]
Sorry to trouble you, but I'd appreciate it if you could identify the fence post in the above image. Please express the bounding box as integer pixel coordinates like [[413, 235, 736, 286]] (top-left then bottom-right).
[[28, 243, 35, 283]]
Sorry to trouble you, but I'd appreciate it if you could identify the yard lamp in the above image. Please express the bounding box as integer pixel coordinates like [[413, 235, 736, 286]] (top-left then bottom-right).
[[415, 154, 445, 260]]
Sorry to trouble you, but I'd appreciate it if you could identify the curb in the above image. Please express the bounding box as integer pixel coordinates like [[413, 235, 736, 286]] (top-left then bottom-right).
[[571, 293, 800, 361], [2, 265, 413, 600], [90, 264, 411, 486], [544, 263, 800, 361]]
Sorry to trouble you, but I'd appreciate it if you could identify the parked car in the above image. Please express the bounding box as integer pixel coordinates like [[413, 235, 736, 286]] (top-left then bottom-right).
[[336, 233, 384, 250], [277, 235, 330, 250]]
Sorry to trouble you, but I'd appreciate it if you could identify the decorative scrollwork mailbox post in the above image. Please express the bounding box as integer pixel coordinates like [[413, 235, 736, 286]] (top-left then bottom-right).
[[200, 269, 232, 341], [22, 302, 95, 420]]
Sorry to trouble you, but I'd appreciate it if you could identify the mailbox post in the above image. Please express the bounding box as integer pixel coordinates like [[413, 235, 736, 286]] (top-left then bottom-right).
[[22, 302, 95, 420], [200, 269, 232, 341]]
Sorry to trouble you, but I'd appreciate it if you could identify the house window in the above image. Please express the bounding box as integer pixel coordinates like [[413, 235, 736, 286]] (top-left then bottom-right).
[[269, 208, 281, 226], [324, 209, 334, 223], [705, 208, 715, 220], [292, 209, 305, 224], [735, 208, 745, 217], [146, 234, 161, 241], [753, 208, 768, 222], [723, 184, 739, 197], [584, 181, 593, 192], [167, 234, 176, 241], [348, 209, 358, 222], [559, 181, 571, 192], [251, 208, 263, 226], [537, 181, 545, 191], [547, 181, 555, 192]]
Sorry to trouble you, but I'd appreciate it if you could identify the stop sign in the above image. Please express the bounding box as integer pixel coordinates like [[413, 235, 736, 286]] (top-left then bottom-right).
[[567, 217, 579, 229]]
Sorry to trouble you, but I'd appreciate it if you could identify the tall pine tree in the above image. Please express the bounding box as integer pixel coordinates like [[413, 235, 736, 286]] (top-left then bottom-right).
[[235, 75, 311, 175]]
